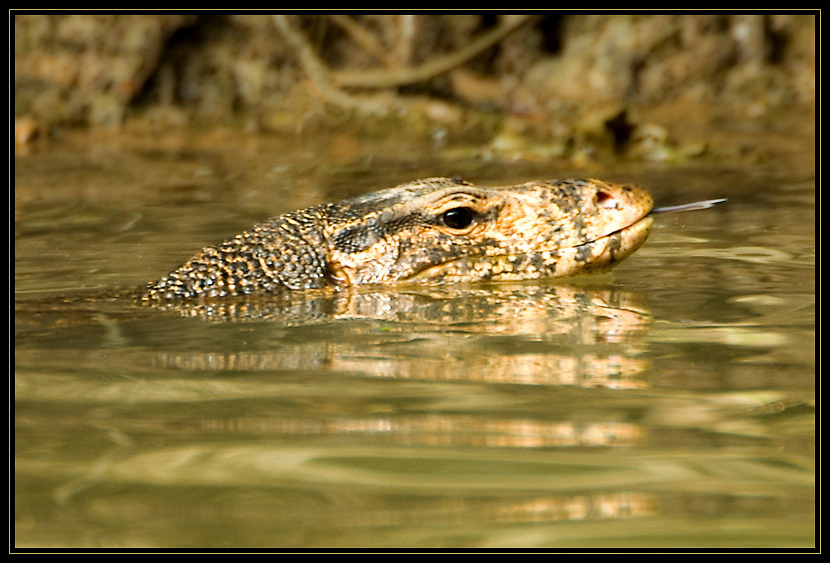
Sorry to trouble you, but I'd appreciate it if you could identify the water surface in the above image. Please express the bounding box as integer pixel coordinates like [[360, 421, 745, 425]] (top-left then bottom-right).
[[14, 132, 815, 549]]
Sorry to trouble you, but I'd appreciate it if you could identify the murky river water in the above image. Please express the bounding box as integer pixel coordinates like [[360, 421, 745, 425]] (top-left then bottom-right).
[[14, 131, 815, 549]]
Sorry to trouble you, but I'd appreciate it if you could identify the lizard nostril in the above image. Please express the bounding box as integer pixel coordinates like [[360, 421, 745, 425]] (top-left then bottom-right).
[[595, 190, 618, 209]]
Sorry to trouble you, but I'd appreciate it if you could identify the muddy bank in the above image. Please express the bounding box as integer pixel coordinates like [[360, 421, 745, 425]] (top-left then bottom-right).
[[14, 13, 816, 164]]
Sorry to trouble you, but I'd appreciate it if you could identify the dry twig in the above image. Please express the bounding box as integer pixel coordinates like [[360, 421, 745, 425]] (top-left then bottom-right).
[[328, 14, 399, 69]]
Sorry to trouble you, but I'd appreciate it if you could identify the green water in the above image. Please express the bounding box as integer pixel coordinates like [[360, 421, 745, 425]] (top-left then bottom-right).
[[14, 132, 815, 549]]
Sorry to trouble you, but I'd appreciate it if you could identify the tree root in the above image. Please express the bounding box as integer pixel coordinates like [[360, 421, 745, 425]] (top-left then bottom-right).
[[272, 14, 534, 117]]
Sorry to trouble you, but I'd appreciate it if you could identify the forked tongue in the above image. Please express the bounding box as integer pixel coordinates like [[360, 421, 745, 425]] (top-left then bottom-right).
[[650, 198, 727, 214]]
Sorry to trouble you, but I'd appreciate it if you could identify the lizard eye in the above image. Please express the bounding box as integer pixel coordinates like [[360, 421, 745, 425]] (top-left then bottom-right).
[[441, 207, 476, 230]]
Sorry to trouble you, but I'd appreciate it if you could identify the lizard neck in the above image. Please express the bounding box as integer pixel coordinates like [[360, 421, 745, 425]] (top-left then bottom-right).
[[143, 208, 332, 300]]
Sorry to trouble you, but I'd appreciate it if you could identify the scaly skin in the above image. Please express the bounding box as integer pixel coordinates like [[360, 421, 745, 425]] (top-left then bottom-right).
[[143, 177, 653, 300]]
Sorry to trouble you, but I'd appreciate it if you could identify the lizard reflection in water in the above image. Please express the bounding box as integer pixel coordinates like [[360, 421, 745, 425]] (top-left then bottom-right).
[[143, 177, 655, 301], [144, 283, 654, 389]]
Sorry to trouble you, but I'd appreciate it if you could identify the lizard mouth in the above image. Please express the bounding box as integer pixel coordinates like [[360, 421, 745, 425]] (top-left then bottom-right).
[[562, 215, 653, 274], [577, 215, 653, 250]]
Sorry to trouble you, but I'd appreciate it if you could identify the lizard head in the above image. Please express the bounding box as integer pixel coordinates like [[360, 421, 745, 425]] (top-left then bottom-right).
[[324, 177, 653, 287]]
